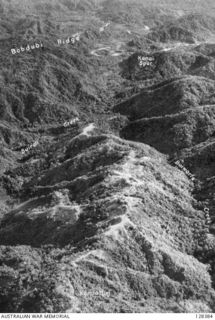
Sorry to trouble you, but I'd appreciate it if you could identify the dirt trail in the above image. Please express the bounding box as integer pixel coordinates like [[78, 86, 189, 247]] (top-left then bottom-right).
[[90, 40, 127, 57], [160, 40, 215, 52]]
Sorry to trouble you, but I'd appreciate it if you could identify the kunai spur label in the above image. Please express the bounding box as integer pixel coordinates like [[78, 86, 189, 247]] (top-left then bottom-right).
[[138, 55, 155, 67]]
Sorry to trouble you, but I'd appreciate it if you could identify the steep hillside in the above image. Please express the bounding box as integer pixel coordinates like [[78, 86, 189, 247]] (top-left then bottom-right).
[[119, 44, 215, 82], [147, 14, 215, 43], [1, 127, 215, 312], [114, 77, 215, 119]]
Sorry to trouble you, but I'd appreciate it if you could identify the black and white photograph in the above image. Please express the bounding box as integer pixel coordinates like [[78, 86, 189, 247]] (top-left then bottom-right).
[[0, 0, 215, 316]]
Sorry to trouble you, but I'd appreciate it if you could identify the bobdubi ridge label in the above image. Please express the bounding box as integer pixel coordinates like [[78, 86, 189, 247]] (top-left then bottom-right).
[[11, 42, 43, 54]]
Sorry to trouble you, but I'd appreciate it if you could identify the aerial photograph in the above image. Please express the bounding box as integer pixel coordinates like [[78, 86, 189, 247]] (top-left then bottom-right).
[[0, 0, 215, 315]]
